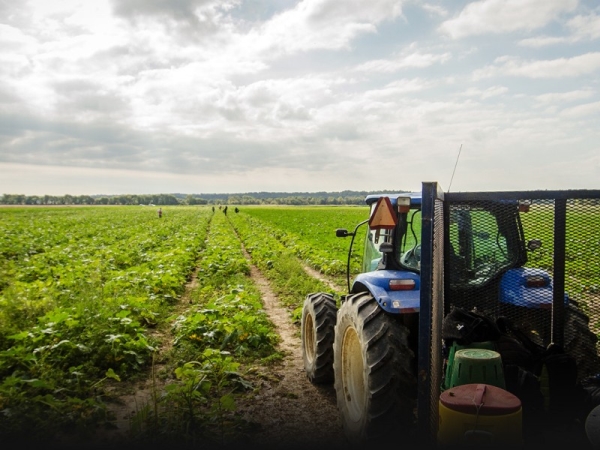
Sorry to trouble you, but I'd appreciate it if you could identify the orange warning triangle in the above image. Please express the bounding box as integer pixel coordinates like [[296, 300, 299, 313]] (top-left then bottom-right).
[[369, 197, 397, 229]]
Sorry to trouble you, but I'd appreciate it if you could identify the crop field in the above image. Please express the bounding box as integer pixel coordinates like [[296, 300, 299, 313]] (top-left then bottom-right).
[[0, 205, 368, 445], [1, 203, 598, 445]]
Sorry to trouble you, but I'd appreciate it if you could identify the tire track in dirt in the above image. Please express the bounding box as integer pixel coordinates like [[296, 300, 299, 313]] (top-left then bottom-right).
[[235, 248, 347, 450]]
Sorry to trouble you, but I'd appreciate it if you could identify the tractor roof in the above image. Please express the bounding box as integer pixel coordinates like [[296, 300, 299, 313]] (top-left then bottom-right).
[[365, 192, 422, 207]]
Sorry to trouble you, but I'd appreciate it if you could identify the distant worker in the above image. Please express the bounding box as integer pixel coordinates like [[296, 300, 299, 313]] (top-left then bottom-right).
[[223, 206, 228, 215], [235, 207, 239, 213], [158, 208, 162, 218], [212, 206, 215, 212]]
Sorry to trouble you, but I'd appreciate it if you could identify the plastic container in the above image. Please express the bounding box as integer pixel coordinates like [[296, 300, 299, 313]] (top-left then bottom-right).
[[443, 341, 496, 390], [448, 348, 506, 389], [438, 383, 522, 446]]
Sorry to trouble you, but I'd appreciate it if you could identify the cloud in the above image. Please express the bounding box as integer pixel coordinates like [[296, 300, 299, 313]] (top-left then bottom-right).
[[421, 3, 448, 18], [354, 49, 451, 73], [567, 12, 600, 40], [473, 52, 600, 79], [363, 78, 436, 99], [534, 89, 595, 104], [518, 36, 568, 48], [462, 86, 509, 100], [110, 0, 239, 34], [439, 0, 578, 39], [560, 100, 600, 118], [248, 0, 405, 56], [519, 11, 600, 47]]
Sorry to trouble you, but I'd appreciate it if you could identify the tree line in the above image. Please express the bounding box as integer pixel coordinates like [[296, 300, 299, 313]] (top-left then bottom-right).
[[0, 190, 405, 206], [0, 193, 181, 206]]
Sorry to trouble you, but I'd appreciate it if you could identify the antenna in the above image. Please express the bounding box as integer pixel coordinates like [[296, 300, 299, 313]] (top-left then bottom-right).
[[448, 143, 462, 192]]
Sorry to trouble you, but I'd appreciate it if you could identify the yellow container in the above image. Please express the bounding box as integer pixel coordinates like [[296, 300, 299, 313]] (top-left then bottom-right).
[[448, 348, 505, 389], [438, 383, 523, 446]]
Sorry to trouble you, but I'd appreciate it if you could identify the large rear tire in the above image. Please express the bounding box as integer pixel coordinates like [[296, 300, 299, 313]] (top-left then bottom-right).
[[564, 302, 600, 381], [301, 292, 337, 384], [333, 292, 417, 444]]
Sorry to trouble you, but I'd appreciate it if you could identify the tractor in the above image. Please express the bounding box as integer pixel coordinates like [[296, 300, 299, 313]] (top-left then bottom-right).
[[301, 192, 600, 445]]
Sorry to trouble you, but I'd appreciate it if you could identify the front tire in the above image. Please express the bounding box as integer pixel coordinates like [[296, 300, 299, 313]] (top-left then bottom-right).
[[301, 292, 337, 384], [333, 292, 417, 443]]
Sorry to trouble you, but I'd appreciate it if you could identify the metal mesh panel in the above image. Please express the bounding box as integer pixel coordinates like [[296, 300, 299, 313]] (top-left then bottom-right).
[[443, 194, 600, 383], [444, 198, 551, 335], [419, 189, 600, 445]]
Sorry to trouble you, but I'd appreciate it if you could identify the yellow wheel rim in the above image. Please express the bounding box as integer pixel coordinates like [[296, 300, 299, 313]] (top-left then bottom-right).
[[303, 313, 315, 365], [342, 326, 365, 422]]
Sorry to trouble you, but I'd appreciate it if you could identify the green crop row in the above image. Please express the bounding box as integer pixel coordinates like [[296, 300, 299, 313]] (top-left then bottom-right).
[[132, 210, 280, 446], [228, 211, 340, 322], [169, 211, 279, 359]]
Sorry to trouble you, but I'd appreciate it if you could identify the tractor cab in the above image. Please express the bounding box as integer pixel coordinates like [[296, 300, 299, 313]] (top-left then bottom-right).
[[362, 193, 423, 273], [336, 193, 550, 318], [336, 193, 423, 314], [446, 200, 529, 288]]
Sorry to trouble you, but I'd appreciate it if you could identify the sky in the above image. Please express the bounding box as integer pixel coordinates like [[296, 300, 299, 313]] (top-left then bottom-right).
[[1, 0, 599, 196]]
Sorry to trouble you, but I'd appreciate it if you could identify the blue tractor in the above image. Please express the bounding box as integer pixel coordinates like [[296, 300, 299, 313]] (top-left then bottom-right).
[[301, 192, 599, 443]]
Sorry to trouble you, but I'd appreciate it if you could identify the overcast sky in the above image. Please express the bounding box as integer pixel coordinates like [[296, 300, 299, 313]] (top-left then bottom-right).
[[1, 0, 599, 196]]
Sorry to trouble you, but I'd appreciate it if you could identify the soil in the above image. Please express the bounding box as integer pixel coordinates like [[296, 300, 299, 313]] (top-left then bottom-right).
[[232, 261, 347, 450]]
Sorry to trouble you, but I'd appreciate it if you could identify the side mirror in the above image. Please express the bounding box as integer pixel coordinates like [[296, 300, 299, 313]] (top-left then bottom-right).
[[527, 239, 542, 251], [336, 228, 350, 238]]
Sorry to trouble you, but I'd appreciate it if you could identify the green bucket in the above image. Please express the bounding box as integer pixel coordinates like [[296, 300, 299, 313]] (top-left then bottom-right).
[[443, 341, 496, 390], [448, 348, 505, 389]]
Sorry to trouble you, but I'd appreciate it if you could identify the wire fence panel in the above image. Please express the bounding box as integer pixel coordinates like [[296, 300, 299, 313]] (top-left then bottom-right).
[[420, 188, 600, 445]]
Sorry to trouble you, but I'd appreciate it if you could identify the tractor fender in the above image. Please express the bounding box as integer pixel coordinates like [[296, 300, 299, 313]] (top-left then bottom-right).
[[499, 267, 568, 309], [352, 270, 420, 314]]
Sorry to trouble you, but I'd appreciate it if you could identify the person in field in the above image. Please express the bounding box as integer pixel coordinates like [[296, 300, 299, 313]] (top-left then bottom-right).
[[158, 208, 162, 218]]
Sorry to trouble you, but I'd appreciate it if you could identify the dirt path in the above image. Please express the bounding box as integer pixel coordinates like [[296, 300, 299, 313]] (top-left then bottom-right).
[[234, 252, 347, 449]]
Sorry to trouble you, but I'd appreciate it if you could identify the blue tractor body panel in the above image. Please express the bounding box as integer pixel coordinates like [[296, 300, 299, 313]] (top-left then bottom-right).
[[353, 270, 420, 314], [499, 267, 568, 308]]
